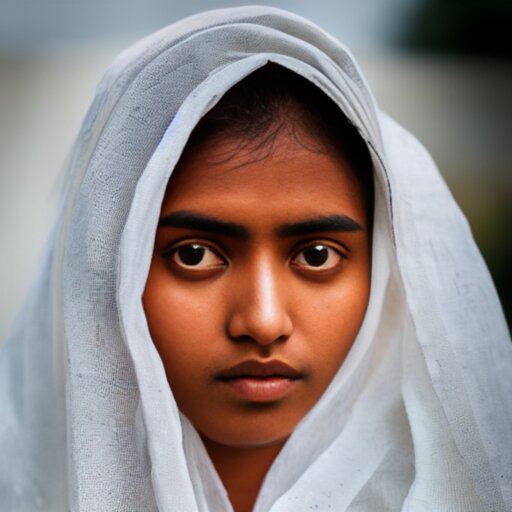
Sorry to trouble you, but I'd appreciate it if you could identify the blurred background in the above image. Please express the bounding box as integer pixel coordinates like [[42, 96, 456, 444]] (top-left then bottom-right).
[[1, 0, 511, 341]]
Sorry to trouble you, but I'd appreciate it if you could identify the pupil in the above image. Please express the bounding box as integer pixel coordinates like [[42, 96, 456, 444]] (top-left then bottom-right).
[[304, 246, 328, 267], [178, 245, 205, 265]]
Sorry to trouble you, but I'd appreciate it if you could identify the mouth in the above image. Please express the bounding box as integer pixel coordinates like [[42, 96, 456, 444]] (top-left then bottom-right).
[[216, 360, 304, 402]]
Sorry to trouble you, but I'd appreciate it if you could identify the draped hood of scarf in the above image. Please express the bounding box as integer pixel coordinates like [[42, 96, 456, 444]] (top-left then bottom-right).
[[1, 6, 511, 512]]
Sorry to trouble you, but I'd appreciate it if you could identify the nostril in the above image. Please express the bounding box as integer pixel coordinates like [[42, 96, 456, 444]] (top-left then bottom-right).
[[226, 307, 293, 347], [228, 332, 290, 347], [228, 334, 254, 344]]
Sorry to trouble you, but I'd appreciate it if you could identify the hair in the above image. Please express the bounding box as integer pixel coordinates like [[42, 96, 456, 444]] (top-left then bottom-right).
[[181, 63, 374, 223]]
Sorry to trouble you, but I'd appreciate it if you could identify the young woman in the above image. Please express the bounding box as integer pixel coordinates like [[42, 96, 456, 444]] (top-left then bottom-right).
[[1, 6, 510, 512]]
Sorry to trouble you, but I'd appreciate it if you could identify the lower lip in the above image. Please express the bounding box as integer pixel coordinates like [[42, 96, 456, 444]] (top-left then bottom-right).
[[220, 377, 299, 402]]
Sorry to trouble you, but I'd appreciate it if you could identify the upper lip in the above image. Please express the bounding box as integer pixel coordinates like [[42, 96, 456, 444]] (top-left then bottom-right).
[[217, 360, 303, 380]]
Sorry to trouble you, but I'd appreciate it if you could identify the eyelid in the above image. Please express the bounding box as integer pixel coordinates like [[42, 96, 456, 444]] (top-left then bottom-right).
[[162, 237, 225, 257], [291, 237, 349, 256]]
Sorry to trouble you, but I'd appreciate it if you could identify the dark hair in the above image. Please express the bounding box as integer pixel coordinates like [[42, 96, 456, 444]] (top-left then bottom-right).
[[181, 63, 374, 222]]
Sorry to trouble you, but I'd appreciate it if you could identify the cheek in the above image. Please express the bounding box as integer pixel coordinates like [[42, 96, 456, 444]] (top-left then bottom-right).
[[296, 266, 371, 383], [142, 262, 221, 377]]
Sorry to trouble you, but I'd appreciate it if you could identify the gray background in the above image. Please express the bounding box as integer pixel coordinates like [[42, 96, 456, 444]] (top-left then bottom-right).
[[1, 0, 510, 340]]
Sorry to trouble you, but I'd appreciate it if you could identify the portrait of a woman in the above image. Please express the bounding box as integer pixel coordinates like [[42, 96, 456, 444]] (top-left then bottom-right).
[[0, 6, 510, 512]]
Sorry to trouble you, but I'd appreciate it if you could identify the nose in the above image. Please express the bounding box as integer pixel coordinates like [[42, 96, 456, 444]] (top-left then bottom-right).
[[227, 258, 293, 346]]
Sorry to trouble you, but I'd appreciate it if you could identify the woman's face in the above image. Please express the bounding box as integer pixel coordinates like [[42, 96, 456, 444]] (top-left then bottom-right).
[[143, 131, 371, 449]]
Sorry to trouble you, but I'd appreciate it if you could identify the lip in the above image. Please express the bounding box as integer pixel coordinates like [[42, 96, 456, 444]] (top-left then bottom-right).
[[217, 359, 303, 379], [216, 360, 303, 402]]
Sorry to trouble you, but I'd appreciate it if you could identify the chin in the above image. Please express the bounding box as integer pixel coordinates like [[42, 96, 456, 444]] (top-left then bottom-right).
[[197, 414, 297, 450]]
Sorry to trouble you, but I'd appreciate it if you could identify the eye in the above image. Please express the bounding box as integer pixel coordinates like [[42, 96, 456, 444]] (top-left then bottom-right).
[[292, 244, 344, 271], [168, 243, 225, 269]]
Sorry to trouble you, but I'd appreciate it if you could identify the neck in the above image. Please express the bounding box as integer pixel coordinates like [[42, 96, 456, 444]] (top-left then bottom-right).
[[202, 436, 286, 512]]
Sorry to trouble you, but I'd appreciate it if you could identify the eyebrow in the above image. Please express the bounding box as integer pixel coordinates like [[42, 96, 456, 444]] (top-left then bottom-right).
[[276, 215, 363, 237], [158, 210, 363, 239], [158, 211, 249, 239]]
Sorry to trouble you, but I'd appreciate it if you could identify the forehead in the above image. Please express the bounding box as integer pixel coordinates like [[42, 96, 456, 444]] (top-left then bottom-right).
[[161, 133, 368, 228]]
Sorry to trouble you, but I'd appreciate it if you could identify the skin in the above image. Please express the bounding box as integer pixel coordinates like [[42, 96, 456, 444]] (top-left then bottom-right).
[[143, 129, 371, 512]]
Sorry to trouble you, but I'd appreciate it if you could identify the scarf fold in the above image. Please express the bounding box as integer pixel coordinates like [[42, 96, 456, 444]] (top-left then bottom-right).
[[1, 6, 510, 511]]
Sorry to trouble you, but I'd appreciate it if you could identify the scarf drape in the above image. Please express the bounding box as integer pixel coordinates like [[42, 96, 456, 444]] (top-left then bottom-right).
[[1, 6, 510, 511]]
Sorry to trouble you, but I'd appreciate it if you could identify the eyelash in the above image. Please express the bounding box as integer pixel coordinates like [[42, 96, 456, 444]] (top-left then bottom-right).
[[164, 242, 226, 270], [164, 240, 346, 273], [291, 243, 345, 272]]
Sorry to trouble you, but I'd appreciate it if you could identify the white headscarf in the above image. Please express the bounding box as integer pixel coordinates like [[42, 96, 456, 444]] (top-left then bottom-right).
[[1, 6, 510, 511]]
